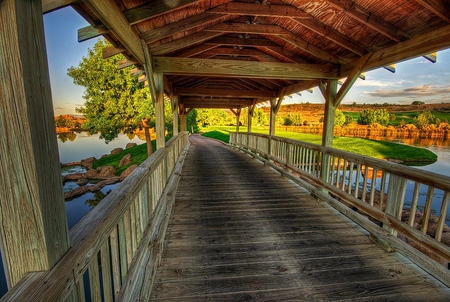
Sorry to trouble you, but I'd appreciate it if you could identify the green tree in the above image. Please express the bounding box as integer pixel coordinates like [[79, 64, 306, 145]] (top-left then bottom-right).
[[67, 39, 155, 148], [357, 108, 391, 126], [334, 109, 345, 126], [195, 109, 228, 128], [284, 113, 304, 126], [253, 108, 269, 126], [414, 111, 436, 129]]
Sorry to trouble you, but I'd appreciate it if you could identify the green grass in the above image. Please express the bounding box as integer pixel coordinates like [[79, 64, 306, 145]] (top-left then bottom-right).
[[343, 110, 450, 126], [93, 140, 156, 175], [200, 127, 437, 164]]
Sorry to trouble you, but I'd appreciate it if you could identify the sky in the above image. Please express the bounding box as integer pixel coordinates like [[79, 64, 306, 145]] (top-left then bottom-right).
[[43, 7, 450, 116]]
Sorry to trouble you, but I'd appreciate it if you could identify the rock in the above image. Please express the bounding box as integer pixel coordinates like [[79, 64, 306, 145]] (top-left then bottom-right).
[[64, 173, 86, 181], [95, 166, 116, 179], [126, 142, 137, 149], [111, 147, 123, 155], [64, 186, 90, 199], [76, 179, 89, 186], [80, 157, 96, 169], [119, 153, 132, 167], [85, 169, 98, 178], [120, 164, 138, 180]]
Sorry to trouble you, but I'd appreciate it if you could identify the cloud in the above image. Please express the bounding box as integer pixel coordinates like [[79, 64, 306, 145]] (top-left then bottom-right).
[[365, 84, 450, 98]]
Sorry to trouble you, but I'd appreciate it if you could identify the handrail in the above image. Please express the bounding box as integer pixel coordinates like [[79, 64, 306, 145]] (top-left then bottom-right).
[[230, 132, 450, 286], [2, 132, 190, 301]]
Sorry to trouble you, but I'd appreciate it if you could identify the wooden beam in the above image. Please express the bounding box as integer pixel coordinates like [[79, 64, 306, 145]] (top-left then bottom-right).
[[291, 17, 366, 56], [200, 47, 280, 62], [123, 0, 204, 25], [154, 72, 165, 149], [276, 33, 343, 64], [174, 87, 276, 98], [149, 32, 223, 56], [153, 57, 339, 80], [139, 13, 227, 44], [208, 2, 311, 18], [118, 58, 138, 69], [83, 0, 145, 63], [205, 36, 279, 48], [423, 52, 438, 63], [1, 0, 69, 287], [42, 0, 76, 13], [141, 40, 158, 103], [321, 79, 338, 148], [326, 0, 410, 42], [341, 25, 450, 75], [282, 80, 319, 97], [103, 45, 126, 59], [204, 22, 293, 36], [77, 25, 109, 43], [414, 0, 450, 23], [334, 52, 372, 106], [174, 44, 219, 58]]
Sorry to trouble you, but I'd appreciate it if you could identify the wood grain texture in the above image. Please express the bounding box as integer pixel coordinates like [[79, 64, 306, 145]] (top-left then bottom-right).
[[0, 0, 69, 287], [149, 135, 450, 301]]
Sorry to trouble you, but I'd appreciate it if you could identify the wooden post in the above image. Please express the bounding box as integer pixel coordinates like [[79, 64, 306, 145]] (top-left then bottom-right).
[[0, 0, 69, 287], [236, 108, 241, 133], [179, 103, 187, 132], [142, 119, 153, 156], [171, 94, 179, 136], [247, 102, 256, 133], [320, 79, 338, 148], [154, 72, 165, 149]]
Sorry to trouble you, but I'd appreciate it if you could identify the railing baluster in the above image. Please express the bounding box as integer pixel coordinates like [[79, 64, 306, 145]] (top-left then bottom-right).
[[369, 168, 377, 207], [379, 172, 386, 211], [100, 240, 114, 302], [361, 165, 369, 203], [88, 254, 101, 302], [118, 217, 128, 282], [347, 162, 354, 194], [408, 183, 421, 227], [130, 202, 137, 254], [354, 164, 361, 198], [436, 192, 450, 242], [124, 209, 133, 267], [110, 227, 122, 298], [341, 159, 348, 191], [421, 186, 435, 234], [335, 157, 341, 188]]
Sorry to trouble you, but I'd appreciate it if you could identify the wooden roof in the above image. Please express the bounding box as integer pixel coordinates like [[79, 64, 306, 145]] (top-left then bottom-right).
[[44, 0, 450, 109]]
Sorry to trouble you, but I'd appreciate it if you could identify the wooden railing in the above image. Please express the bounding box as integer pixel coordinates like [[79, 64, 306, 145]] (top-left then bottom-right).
[[2, 132, 190, 301], [230, 132, 450, 286]]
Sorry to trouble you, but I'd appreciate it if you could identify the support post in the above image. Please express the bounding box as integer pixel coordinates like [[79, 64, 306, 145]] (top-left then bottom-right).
[[179, 103, 187, 132], [247, 101, 256, 133], [0, 0, 69, 287], [236, 108, 241, 133], [171, 94, 179, 136], [320, 79, 338, 148], [154, 72, 165, 149]]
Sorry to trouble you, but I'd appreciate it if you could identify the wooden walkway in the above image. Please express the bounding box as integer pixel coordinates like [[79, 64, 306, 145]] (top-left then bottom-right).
[[149, 135, 450, 301]]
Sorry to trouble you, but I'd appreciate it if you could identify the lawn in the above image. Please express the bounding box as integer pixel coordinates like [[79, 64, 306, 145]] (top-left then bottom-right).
[[200, 126, 437, 164]]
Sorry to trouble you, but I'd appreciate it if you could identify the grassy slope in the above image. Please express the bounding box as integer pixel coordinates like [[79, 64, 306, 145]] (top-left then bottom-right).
[[202, 127, 437, 164]]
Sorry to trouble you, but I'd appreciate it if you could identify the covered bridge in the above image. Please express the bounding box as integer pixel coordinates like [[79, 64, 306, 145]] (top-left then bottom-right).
[[1, 0, 450, 300]]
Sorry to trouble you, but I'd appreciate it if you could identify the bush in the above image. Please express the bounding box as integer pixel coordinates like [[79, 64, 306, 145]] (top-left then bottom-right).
[[357, 108, 391, 126]]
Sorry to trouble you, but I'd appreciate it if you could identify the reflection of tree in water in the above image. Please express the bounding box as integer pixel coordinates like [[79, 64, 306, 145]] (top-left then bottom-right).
[[85, 190, 111, 207], [58, 132, 77, 143]]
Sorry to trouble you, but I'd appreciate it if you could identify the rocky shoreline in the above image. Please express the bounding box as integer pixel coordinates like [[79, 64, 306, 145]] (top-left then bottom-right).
[[62, 143, 138, 200]]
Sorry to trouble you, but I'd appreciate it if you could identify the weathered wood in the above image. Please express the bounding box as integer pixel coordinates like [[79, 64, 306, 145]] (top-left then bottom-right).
[[153, 57, 339, 80], [0, 0, 69, 288], [150, 135, 450, 300], [42, 0, 76, 13], [78, 25, 109, 43]]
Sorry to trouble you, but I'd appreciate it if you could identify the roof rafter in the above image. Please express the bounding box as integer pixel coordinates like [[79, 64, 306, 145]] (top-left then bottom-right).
[[414, 0, 450, 23], [153, 56, 339, 80], [325, 0, 411, 42]]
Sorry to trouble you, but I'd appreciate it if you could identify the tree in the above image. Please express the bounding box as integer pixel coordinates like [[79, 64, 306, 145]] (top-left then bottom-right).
[[334, 109, 345, 126], [67, 39, 155, 154], [414, 111, 436, 129], [357, 108, 391, 126], [284, 113, 304, 126]]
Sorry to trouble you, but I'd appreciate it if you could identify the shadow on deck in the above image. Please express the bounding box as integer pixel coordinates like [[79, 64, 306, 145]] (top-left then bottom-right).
[[149, 135, 450, 301]]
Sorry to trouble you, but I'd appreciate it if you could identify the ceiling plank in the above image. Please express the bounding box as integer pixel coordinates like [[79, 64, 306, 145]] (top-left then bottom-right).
[[276, 33, 343, 64], [174, 87, 276, 98], [208, 2, 311, 18], [123, 0, 205, 25], [83, 0, 145, 63], [139, 13, 228, 44], [326, 0, 410, 42], [153, 57, 339, 80], [204, 22, 292, 36], [42, 0, 76, 13], [205, 36, 279, 47], [291, 17, 366, 56], [341, 24, 450, 75], [149, 32, 223, 55], [200, 47, 281, 62], [414, 0, 450, 23]]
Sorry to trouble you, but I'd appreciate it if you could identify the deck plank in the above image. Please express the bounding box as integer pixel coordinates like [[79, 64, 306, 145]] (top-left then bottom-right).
[[149, 135, 450, 301]]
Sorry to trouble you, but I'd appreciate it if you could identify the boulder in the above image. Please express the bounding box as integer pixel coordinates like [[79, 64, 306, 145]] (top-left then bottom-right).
[[64, 173, 86, 181], [111, 147, 123, 155], [95, 166, 116, 179], [120, 164, 138, 180], [126, 142, 137, 149], [76, 179, 89, 186], [119, 153, 132, 167], [64, 186, 90, 199], [85, 169, 99, 178], [80, 157, 96, 169]]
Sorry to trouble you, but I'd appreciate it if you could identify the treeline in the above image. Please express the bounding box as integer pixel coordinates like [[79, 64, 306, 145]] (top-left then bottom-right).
[[55, 115, 86, 129]]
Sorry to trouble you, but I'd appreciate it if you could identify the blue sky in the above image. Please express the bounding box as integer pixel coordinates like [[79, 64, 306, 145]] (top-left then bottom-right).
[[43, 7, 450, 115]]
